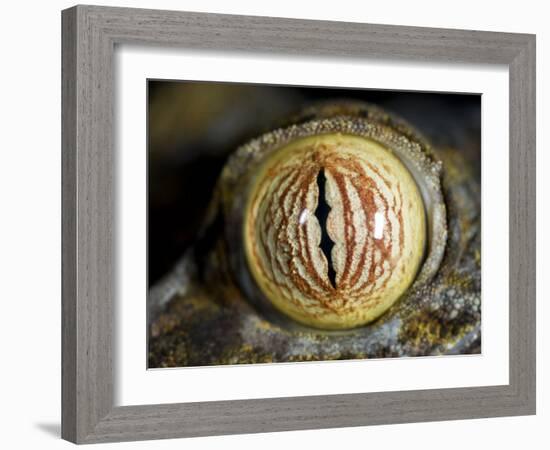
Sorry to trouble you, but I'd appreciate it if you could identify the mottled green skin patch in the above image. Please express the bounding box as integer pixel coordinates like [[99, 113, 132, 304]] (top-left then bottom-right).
[[148, 103, 481, 367]]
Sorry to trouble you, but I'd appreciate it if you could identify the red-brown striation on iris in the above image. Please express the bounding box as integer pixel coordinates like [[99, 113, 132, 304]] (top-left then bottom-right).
[[244, 134, 426, 329]]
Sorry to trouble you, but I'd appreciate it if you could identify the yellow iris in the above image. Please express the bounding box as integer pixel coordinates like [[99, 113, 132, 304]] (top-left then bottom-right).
[[243, 133, 426, 330]]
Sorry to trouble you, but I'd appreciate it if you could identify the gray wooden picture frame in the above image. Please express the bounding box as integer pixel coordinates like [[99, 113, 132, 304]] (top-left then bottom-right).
[[61, 4, 536, 444]]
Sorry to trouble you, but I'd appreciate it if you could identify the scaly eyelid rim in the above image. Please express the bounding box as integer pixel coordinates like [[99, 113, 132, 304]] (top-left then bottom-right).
[[221, 115, 447, 329]]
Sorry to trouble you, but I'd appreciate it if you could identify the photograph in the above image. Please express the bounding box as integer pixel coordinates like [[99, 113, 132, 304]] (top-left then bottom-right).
[[147, 81, 482, 368]]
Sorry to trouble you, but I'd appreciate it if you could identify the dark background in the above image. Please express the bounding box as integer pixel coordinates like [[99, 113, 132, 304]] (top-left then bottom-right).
[[148, 81, 481, 287]]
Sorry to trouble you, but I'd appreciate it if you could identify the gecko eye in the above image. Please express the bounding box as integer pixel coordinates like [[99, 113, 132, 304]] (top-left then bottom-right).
[[223, 110, 447, 330], [244, 133, 426, 329]]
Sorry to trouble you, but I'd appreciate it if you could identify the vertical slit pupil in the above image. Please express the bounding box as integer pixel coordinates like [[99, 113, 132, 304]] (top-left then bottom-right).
[[315, 169, 337, 289]]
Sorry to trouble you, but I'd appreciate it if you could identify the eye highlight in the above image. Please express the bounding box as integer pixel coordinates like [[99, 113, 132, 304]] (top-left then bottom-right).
[[244, 134, 426, 329]]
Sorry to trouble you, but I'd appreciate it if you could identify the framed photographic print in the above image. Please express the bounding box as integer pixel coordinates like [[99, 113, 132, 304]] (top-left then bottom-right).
[[62, 4, 536, 444]]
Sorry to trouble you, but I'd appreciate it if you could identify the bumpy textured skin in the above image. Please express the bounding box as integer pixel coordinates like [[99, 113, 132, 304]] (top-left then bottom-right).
[[148, 102, 481, 367]]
